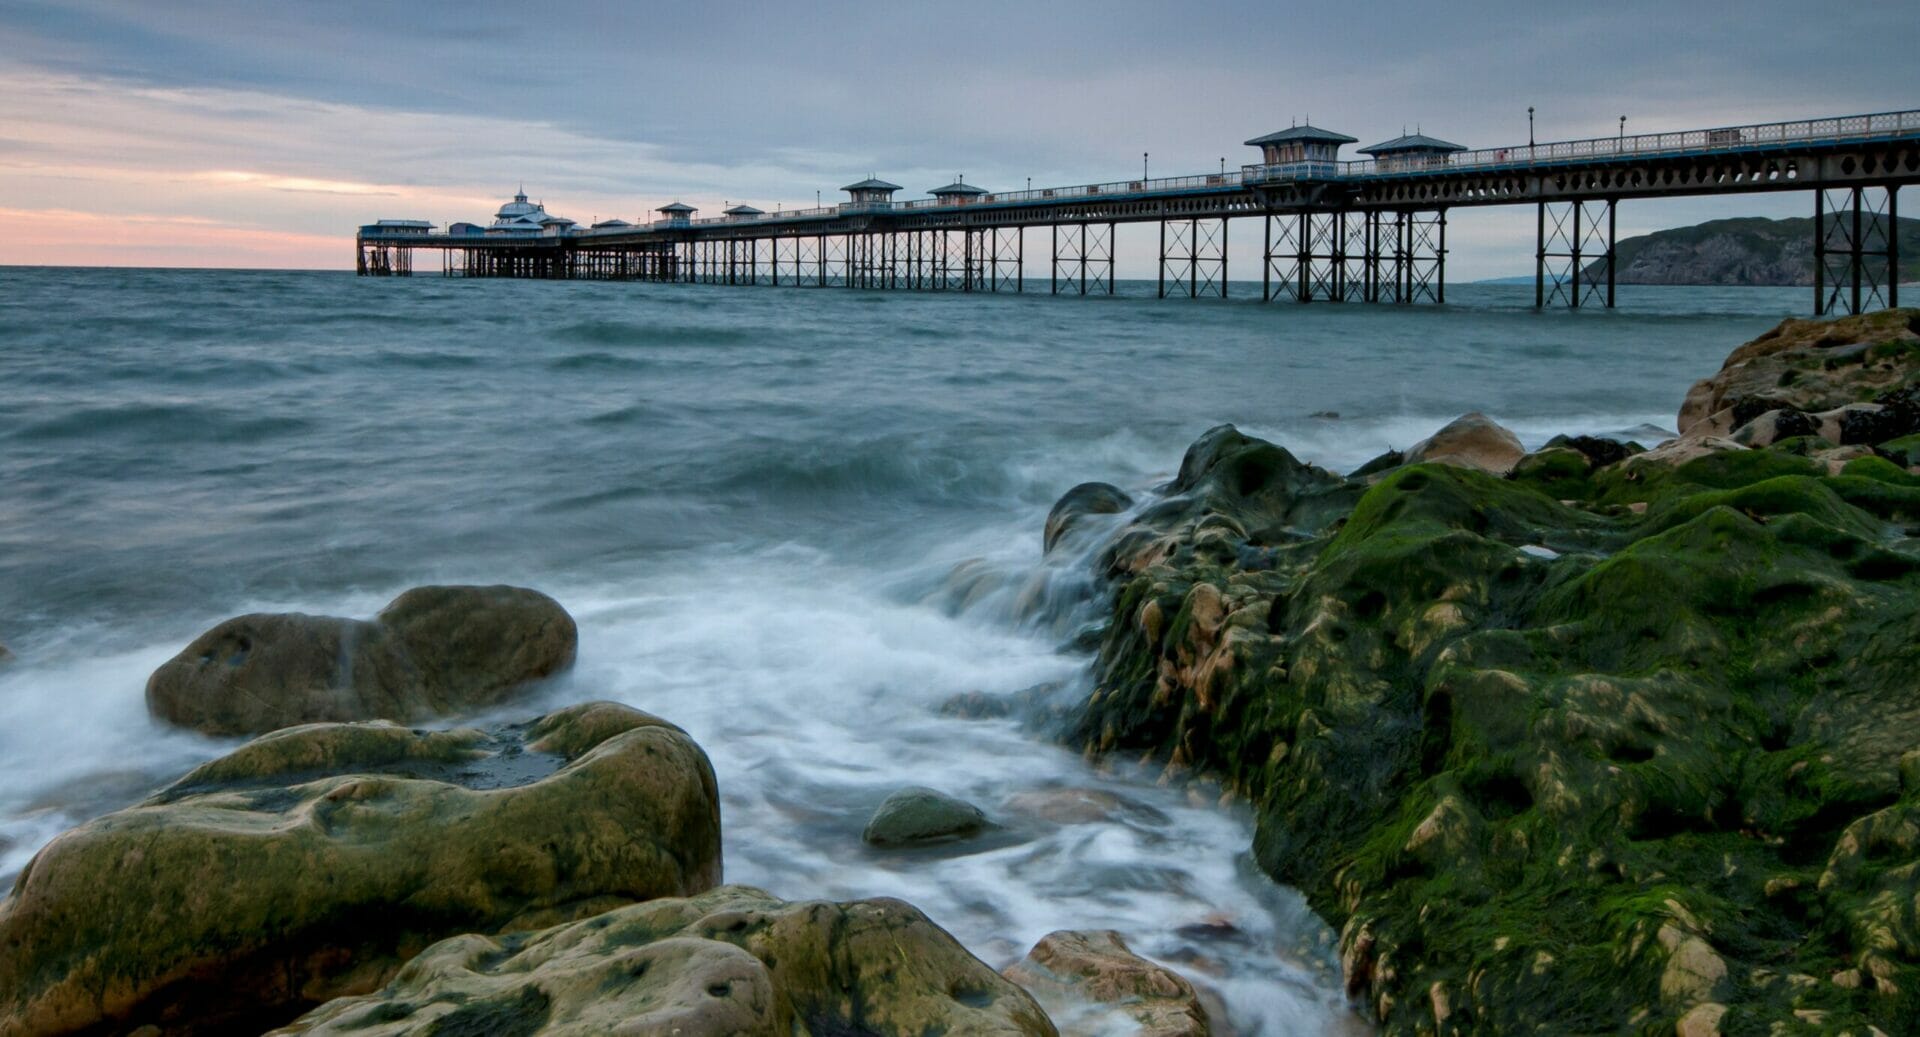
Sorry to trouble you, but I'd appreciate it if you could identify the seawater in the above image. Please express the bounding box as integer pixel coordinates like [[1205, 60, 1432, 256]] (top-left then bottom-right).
[[0, 267, 1808, 1034]]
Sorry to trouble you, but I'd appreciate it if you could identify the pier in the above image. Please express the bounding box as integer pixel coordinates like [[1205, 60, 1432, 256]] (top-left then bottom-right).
[[356, 109, 1920, 314]]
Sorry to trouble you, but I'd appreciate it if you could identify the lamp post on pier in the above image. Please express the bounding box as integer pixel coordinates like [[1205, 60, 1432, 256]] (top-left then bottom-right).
[[1528, 106, 1535, 146], [1143, 152, 1149, 180]]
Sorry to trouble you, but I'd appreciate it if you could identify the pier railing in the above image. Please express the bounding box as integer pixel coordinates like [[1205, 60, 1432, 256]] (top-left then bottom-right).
[[1244, 108, 1920, 183]]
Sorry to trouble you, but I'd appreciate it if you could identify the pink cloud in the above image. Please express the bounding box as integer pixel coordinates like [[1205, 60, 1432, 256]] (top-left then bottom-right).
[[0, 206, 346, 269]]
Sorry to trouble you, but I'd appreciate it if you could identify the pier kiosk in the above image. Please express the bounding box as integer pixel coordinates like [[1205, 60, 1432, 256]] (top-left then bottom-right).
[[929, 178, 988, 205], [1357, 132, 1468, 171], [841, 178, 902, 211]]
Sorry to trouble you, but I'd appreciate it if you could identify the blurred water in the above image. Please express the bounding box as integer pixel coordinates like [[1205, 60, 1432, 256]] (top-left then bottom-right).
[[0, 267, 1810, 1033]]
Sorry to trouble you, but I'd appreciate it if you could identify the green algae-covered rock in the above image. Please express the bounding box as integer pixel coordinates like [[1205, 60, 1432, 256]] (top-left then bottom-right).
[[863, 786, 989, 846], [272, 885, 1056, 1037], [146, 584, 578, 736], [0, 701, 720, 1036], [1064, 371, 1920, 1033]]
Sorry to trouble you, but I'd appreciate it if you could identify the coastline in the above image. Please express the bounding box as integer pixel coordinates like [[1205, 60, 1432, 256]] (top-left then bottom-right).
[[1050, 308, 1920, 1033]]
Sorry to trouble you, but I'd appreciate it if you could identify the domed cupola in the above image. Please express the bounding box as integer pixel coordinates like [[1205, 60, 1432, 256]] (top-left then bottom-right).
[[493, 186, 545, 223]]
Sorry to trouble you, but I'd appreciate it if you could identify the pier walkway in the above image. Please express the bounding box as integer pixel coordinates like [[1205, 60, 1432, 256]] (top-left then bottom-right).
[[357, 109, 1920, 313]]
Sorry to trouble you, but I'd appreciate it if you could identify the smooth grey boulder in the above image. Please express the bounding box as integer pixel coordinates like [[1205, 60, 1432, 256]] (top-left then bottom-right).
[[863, 786, 988, 847]]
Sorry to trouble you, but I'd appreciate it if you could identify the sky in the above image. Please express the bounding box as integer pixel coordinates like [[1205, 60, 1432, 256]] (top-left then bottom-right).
[[0, 1, 1915, 277]]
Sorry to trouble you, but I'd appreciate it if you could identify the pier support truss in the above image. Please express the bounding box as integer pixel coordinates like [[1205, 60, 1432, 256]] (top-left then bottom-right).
[[1815, 185, 1900, 315], [357, 242, 413, 276], [1158, 218, 1228, 298], [1051, 222, 1115, 295], [1536, 200, 1616, 309], [718, 239, 766, 286], [990, 227, 1024, 291], [1262, 210, 1446, 303]]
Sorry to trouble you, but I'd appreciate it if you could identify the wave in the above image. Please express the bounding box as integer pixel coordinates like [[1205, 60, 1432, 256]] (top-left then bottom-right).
[[9, 403, 313, 445], [710, 434, 1023, 505], [545, 351, 657, 373], [553, 320, 754, 349], [369, 349, 485, 370], [580, 404, 657, 426]]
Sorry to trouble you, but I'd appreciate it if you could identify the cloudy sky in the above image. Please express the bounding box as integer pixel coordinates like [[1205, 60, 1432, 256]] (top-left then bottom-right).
[[1, 1, 1914, 276]]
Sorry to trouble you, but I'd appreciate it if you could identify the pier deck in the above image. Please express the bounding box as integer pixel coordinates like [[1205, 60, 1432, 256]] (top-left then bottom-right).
[[358, 109, 1920, 313]]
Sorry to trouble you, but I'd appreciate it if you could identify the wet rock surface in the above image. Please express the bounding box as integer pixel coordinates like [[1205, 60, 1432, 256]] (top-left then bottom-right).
[[145, 584, 577, 735], [864, 785, 990, 846], [274, 885, 1056, 1037], [1046, 482, 1135, 553], [0, 701, 720, 1036], [1003, 929, 1215, 1037], [1057, 311, 1920, 1035], [1401, 411, 1526, 475], [1678, 308, 1920, 438]]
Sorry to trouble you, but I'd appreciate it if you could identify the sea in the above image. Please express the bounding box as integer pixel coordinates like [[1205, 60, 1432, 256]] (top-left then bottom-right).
[[0, 267, 1813, 1034]]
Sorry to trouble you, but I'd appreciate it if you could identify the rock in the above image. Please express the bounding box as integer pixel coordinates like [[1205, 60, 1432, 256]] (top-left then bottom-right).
[[146, 584, 577, 735], [1818, 396, 1920, 446], [863, 786, 988, 846], [941, 689, 1018, 719], [1137, 424, 1360, 554], [1875, 432, 1920, 467], [1730, 408, 1818, 447], [1658, 926, 1729, 1005], [1675, 1001, 1727, 1037], [0, 701, 720, 1035], [1810, 443, 1878, 475], [1403, 412, 1526, 476], [1510, 447, 1591, 490], [1004, 787, 1128, 825], [1349, 449, 1404, 479], [1624, 435, 1748, 470], [377, 584, 577, 706], [0, 640, 11, 665], [1055, 314, 1920, 1036], [1047, 483, 1135, 553], [1543, 433, 1639, 468], [275, 885, 1055, 1037], [1677, 308, 1920, 437], [1003, 930, 1212, 1037]]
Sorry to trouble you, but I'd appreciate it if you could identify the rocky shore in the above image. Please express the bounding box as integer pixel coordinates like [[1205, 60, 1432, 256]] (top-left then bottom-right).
[[0, 587, 1223, 1035], [1053, 308, 1920, 1034], [9, 309, 1920, 1036]]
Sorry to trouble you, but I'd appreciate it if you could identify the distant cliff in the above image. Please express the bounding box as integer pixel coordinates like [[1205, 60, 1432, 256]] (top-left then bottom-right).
[[1582, 215, 1920, 285]]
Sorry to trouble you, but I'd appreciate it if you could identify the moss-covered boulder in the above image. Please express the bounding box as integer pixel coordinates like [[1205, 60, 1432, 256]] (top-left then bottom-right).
[[0, 701, 720, 1036], [1003, 929, 1214, 1037], [1060, 322, 1920, 1034], [1678, 307, 1920, 438], [146, 584, 577, 735], [272, 885, 1055, 1037]]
